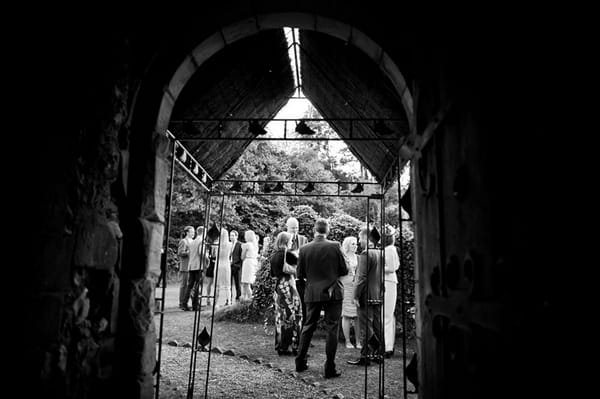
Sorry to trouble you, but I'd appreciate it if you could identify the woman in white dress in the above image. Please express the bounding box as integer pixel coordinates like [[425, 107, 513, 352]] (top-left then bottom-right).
[[240, 230, 259, 301], [340, 236, 361, 349], [214, 227, 232, 307], [383, 226, 400, 357]]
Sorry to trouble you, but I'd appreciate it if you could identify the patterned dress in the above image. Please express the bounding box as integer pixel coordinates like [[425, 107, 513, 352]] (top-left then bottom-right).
[[270, 249, 302, 354]]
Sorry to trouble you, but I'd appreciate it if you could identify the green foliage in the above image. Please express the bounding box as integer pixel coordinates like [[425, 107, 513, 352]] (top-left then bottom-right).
[[327, 212, 364, 243], [287, 205, 319, 237], [215, 241, 277, 324], [250, 255, 276, 318], [395, 222, 416, 340]]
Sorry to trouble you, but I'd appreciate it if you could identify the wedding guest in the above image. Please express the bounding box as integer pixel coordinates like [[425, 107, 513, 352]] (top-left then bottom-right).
[[240, 230, 259, 300], [348, 227, 384, 366], [286, 217, 308, 321], [177, 226, 195, 311], [214, 227, 232, 307], [295, 219, 347, 379], [270, 231, 302, 355], [340, 236, 361, 349], [383, 225, 400, 357], [229, 230, 242, 303], [185, 226, 208, 311]]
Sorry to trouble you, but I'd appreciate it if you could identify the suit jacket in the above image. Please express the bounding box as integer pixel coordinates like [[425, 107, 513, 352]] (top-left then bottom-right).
[[230, 241, 243, 270], [289, 233, 308, 251], [297, 236, 348, 302], [177, 238, 192, 272], [354, 248, 382, 306]]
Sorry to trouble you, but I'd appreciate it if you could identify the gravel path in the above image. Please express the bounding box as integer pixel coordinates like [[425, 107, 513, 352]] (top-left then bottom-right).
[[155, 286, 417, 398]]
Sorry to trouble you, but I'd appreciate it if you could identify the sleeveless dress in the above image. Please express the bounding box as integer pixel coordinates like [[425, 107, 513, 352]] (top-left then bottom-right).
[[215, 240, 231, 306], [341, 254, 358, 317], [241, 243, 259, 284]]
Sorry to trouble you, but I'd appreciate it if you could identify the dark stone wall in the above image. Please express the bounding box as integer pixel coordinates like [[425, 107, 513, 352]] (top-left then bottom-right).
[[22, 4, 570, 399], [25, 30, 131, 399]]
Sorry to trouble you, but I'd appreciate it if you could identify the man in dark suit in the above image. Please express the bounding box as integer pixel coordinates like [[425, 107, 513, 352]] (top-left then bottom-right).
[[229, 230, 243, 303], [286, 217, 309, 320], [295, 219, 348, 378], [348, 227, 384, 366]]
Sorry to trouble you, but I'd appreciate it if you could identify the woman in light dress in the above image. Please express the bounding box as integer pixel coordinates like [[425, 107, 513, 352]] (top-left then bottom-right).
[[340, 236, 361, 349], [240, 230, 259, 301], [214, 227, 232, 307], [383, 226, 400, 357]]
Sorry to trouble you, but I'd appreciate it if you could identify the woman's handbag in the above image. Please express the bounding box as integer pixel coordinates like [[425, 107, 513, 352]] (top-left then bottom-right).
[[282, 249, 297, 275]]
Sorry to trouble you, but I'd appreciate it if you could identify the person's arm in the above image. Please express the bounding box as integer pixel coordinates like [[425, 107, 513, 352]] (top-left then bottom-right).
[[241, 244, 248, 260], [354, 253, 367, 306], [337, 244, 348, 277], [177, 239, 189, 257], [270, 251, 284, 277], [384, 246, 400, 273]]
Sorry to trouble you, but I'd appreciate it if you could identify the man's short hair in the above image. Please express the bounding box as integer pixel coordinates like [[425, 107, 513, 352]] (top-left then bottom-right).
[[314, 218, 329, 235]]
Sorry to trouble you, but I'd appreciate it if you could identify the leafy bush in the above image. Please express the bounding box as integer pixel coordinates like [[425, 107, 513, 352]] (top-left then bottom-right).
[[394, 222, 416, 340], [327, 212, 363, 243], [215, 236, 277, 326]]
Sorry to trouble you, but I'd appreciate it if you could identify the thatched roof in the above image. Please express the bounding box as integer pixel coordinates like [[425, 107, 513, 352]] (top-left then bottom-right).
[[169, 29, 295, 179], [169, 29, 409, 182]]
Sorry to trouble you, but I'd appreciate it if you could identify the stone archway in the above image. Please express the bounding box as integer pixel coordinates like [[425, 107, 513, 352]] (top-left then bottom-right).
[[128, 12, 417, 397]]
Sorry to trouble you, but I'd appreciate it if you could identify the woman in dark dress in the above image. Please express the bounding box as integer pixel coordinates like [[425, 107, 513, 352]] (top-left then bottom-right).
[[270, 231, 302, 355]]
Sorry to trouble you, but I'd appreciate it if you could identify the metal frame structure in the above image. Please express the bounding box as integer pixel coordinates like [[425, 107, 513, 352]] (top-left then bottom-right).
[[154, 126, 415, 398], [169, 117, 406, 142]]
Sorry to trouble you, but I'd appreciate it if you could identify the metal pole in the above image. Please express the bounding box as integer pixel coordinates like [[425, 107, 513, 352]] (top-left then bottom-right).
[[204, 193, 226, 398], [398, 162, 408, 399], [214, 179, 380, 185], [380, 189, 385, 398], [155, 135, 177, 399], [175, 137, 401, 142], [188, 192, 212, 398], [170, 117, 407, 123], [364, 195, 370, 399]]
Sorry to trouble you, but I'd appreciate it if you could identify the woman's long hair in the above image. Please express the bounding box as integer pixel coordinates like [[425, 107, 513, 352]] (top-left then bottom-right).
[[341, 236, 358, 269], [274, 232, 291, 250], [244, 230, 258, 251]]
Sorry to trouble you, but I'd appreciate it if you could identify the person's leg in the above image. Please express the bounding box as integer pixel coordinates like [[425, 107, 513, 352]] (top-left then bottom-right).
[[179, 271, 189, 308], [358, 305, 372, 358], [232, 267, 241, 301], [296, 301, 321, 368], [184, 271, 197, 309], [241, 283, 248, 300], [322, 301, 342, 371], [372, 304, 384, 357], [353, 317, 362, 349], [342, 317, 353, 348], [384, 281, 397, 352], [206, 278, 213, 306], [189, 271, 201, 310]]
